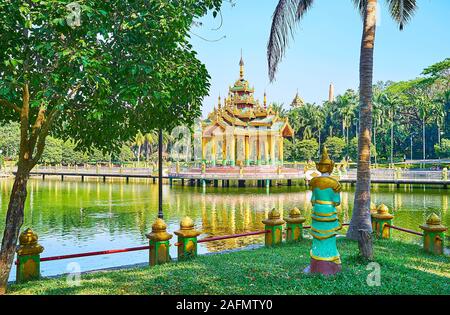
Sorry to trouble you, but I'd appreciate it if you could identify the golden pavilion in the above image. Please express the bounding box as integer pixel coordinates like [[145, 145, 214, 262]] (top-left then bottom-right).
[[201, 56, 294, 166]]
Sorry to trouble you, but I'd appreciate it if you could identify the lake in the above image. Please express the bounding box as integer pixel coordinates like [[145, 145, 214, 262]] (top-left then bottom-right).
[[0, 178, 448, 281]]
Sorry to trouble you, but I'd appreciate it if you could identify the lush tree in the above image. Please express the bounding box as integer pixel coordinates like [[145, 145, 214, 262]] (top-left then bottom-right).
[[0, 0, 223, 293], [284, 138, 319, 161], [435, 139, 450, 158], [0, 122, 20, 160], [324, 137, 346, 160]]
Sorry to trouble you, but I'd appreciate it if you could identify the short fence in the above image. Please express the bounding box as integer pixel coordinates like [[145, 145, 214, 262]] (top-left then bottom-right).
[[14, 206, 447, 285]]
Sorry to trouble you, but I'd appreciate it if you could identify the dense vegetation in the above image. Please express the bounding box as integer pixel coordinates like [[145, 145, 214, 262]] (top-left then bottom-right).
[[282, 58, 450, 163], [8, 238, 449, 295]]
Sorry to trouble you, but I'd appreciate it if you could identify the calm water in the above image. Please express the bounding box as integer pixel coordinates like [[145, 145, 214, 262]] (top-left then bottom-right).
[[1, 178, 449, 281]]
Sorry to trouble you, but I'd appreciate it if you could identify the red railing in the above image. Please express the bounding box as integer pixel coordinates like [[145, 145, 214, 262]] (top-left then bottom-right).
[[15, 245, 151, 265], [386, 224, 424, 237], [14, 222, 420, 266]]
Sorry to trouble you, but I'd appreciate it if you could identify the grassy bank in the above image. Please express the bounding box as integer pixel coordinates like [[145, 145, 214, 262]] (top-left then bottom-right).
[[9, 238, 449, 295]]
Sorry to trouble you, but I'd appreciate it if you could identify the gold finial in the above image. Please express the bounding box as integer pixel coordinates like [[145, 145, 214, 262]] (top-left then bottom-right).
[[146, 218, 173, 242], [377, 204, 389, 214], [264, 91, 267, 108], [426, 213, 441, 225], [289, 207, 301, 218], [239, 49, 244, 79], [262, 208, 286, 226], [17, 228, 44, 256], [180, 216, 195, 230], [316, 147, 334, 174], [218, 95, 221, 110]]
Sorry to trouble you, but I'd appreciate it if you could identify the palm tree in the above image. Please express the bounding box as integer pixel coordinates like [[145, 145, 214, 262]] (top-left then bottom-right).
[[144, 131, 159, 162], [270, 102, 288, 118], [380, 93, 400, 166], [134, 131, 145, 164], [267, 0, 418, 246]]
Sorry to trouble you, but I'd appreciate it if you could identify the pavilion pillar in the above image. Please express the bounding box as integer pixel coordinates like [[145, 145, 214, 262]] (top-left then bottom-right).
[[264, 137, 269, 165], [211, 137, 216, 166], [222, 136, 227, 165], [201, 137, 207, 162], [256, 136, 262, 166], [270, 135, 276, 165], [245, 136, 250, 166], [278, 136, 284, 165], [230, 136, 236, 166]]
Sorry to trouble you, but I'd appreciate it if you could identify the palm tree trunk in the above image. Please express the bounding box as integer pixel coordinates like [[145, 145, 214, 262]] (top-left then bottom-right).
[[422, 116, 426, 164], [390, 118, 394, 167], [346, 0, 377, 247]]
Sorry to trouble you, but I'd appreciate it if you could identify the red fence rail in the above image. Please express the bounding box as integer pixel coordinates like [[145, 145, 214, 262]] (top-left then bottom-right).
[[386, 224, 424, 237], [15, 222, 420, 266], [15, 245, 151, 265]]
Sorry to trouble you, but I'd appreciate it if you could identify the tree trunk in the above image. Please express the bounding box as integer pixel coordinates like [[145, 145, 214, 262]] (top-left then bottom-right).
[[391, 118, 394, 166], [0, 167, 29, 294], [422, 117, 426, 162], [358, 229, 373, 261], [346, 0, 377, 241]]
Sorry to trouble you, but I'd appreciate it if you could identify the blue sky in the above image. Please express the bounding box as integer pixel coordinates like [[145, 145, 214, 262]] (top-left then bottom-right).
[[189, 0, 450, 117]]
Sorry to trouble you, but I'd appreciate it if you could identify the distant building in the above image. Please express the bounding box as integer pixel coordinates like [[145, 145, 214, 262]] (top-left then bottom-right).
[[290, 90, 305, 108], [201, 55, 294, 166]]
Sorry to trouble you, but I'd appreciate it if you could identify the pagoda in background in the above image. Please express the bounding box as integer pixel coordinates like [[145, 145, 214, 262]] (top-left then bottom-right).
[[201, 55, 294, 166]]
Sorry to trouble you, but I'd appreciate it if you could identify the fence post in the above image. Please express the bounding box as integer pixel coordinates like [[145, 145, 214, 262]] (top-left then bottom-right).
[[371, 204, 394, 239], [285, 207, 305, 242], [262, 209, 285, 247], [174, 217, 201, 261], [146, 218, 173, 266], [419, 213, 447, 255], [16, 228, 44, 284], [443, 168, 448, 181], [176, 161, 180, 174]]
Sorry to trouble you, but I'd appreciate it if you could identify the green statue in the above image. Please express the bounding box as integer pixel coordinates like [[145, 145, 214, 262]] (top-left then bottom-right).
[[304, 147, 342, 275]]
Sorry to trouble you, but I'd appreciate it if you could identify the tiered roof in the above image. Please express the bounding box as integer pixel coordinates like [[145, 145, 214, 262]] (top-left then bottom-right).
[[203, 56, 294, 138]]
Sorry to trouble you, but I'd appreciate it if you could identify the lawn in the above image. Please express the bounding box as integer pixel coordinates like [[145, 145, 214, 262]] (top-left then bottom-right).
[[8, 238, 449, 295]]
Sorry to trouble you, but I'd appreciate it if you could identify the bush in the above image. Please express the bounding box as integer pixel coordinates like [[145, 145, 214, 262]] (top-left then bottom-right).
[[434, 139, 450, 158], [285, 138, 319, 161], [324, 137, 346, 160]]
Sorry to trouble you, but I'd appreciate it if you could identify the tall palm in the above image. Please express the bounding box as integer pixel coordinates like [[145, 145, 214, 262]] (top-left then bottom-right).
[[134, 131, 145, 164], [144, 131, 159, 162], [271, 102, 288, 118], [267, 0, 418, 244], [380, 93, 400, 166]]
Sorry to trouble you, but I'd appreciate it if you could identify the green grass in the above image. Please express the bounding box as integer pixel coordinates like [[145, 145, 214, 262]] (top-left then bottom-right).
[[8, 238, 449, 295]]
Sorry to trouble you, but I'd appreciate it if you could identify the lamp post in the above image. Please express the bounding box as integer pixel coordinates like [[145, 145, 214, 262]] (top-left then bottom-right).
[[158, 129, 163, 219]]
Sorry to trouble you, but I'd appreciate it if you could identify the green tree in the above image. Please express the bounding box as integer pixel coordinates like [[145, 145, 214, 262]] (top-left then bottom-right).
[[0, 0, 223, 293], [434, 139, 450, 158], [324, 137, 346, 160], [40, 137, 63, 164], [267, 0, 419, 246], [0, 122, 20, 160]]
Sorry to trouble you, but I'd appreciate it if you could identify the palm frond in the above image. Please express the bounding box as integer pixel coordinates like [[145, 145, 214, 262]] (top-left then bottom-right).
[[386, 0, 417, 30], [267, 0, 314, 82], [351, 0, 367, 18]]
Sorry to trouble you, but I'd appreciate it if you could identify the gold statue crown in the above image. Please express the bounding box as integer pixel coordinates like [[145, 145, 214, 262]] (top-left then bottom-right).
[[316, 147, 334, 173]]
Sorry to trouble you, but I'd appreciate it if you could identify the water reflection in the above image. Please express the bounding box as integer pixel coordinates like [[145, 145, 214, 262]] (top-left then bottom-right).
[[0, 178, 448, 280]]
